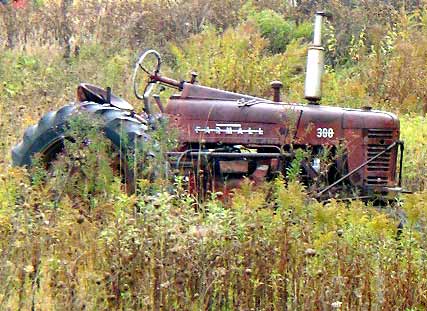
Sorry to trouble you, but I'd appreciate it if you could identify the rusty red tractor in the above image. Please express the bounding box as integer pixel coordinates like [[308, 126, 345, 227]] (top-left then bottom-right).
[[12, 12, 405, 201]]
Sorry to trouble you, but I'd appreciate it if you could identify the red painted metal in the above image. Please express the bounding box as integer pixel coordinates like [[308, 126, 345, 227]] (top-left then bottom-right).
[[150, 75, 402, 198]]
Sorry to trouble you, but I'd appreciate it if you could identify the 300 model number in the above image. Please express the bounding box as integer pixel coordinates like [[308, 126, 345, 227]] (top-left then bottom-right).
[[316, 128, 334, 138]]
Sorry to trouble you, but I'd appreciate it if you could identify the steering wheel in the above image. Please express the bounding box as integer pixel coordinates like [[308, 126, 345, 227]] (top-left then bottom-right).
[[132, 49, 162, 100]]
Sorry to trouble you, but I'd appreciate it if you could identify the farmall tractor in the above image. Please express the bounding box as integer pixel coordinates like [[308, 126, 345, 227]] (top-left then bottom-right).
[[12, 12, 405, 201]]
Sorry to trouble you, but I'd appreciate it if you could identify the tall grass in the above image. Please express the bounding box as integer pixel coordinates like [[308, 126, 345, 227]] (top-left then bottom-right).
[[1, 49, 427, 308], [2, 160, 427, 309]]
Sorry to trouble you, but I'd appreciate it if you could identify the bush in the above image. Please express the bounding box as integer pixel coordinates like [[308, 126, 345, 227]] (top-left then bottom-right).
[[400, 115, 427, 191], [249, 9, 312, 53], [170, 22, 307, 100]]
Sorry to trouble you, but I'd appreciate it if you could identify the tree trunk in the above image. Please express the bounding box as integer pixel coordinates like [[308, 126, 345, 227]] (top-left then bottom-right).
[[61, 0, 73, 59], [3, 4, 18, 49]]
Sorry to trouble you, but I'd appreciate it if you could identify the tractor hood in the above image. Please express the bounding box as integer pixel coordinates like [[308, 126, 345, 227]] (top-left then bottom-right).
[[165, 83, 399, 145], [166, 84, 296, 124]]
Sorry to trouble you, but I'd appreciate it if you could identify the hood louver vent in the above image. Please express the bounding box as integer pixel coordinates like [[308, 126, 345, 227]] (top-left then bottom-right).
[[367, 129, 393, 139]]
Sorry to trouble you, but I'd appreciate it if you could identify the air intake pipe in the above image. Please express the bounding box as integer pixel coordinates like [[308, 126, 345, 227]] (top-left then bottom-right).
[[304, 11, 332, 104]]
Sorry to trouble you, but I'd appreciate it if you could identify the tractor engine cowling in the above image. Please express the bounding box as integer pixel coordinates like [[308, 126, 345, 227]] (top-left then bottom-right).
[[164, 81, 402, 200]]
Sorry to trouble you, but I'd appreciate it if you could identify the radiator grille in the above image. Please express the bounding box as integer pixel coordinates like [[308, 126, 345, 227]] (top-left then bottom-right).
[[366, 176, 389, 185], [366, 130, 393, 186], [367, 144, 391, 172]]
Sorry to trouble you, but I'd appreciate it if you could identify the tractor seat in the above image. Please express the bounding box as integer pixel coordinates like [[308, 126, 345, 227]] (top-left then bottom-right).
[[77, 83, 134, 111]]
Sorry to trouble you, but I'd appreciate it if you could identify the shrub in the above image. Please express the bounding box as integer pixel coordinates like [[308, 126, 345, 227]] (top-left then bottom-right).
[[170, 22, 307, 100], [249, 9, 312, 53], [400, 115, 427, 191]]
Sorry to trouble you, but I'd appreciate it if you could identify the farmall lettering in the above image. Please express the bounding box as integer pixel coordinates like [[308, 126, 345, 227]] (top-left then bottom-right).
[[195, 124, 264, 135]]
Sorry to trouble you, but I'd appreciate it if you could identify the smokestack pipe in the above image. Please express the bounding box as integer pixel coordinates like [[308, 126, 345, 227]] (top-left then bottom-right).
[[304, 11, 331, 104]]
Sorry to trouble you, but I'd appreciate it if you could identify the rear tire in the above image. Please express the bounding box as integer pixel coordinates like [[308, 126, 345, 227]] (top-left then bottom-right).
[[12, 102, 151, 192]]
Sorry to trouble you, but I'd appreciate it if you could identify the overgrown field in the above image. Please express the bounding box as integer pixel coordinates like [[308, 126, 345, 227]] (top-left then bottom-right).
[[2, 1, 427, 310]]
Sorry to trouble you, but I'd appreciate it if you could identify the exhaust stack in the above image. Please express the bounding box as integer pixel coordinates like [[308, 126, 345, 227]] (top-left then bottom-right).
[[304, 11, 331, 104]]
